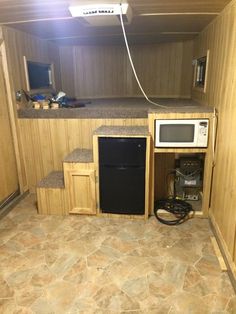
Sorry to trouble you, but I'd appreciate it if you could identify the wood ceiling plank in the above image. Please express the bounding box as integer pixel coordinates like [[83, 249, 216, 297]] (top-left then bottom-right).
[[9, 15, 214, 39], [50, 33, 198, 46], [0, 0, 231, 23], [129, 0, 231, 13], [0, 0, 232, 44]]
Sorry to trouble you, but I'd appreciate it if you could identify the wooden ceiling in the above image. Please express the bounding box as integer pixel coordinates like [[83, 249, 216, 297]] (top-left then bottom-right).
[[0, 0, 232, 45]]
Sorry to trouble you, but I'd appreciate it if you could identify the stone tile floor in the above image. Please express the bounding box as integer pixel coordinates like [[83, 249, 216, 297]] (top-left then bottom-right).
[[0, 194, 235, 314]]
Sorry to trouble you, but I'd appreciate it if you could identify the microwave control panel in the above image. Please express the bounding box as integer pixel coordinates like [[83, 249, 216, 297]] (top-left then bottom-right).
[[196, 121, 208, 147]]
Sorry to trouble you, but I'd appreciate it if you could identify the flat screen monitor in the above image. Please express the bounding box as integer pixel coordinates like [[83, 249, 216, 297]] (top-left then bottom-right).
[[24, 57, 54, 91]]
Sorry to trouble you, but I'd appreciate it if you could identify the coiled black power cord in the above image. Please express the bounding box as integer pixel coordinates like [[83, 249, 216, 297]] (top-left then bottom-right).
[[154, 199, 193, 226]]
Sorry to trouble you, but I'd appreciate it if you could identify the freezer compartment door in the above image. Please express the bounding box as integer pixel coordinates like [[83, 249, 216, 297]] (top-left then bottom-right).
[[99, 166, 145, 215], [99, 137, 146, 166]]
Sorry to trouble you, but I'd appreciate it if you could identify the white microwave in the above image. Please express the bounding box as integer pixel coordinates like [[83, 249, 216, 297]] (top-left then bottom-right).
[[155, 119, 209, 148]]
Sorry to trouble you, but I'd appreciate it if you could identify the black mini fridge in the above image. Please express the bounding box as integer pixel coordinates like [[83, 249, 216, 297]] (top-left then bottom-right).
[[99, 137, 146, 215]]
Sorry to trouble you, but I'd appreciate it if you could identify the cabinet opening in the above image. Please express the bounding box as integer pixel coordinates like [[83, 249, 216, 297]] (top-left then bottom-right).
[[154, 152, 205, 212]]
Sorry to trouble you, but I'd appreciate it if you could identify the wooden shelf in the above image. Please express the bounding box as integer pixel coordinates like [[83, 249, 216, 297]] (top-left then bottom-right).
[[154, 148, 207, 153]]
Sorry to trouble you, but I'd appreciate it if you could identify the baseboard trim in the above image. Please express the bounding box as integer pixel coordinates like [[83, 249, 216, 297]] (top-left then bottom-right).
[[209, 211, 236, 292], [0, 190, 29, 220]]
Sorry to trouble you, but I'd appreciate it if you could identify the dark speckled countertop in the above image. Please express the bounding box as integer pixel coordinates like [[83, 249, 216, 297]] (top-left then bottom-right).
[[18, 98, 213, 119], [37, 171, 64, 188], [94, 126, 149, 136], [63, 149, 93, 163]]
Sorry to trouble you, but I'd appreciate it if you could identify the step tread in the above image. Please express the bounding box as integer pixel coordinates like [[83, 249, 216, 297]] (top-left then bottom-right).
[[63, 148, 93, 163], [37, 171, 65, 189]]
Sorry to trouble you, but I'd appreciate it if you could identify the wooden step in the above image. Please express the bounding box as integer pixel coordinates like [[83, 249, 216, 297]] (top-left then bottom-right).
[[63, 148, 93, 164], [37, 171, 65, 189], [36, 171, 68, 215]]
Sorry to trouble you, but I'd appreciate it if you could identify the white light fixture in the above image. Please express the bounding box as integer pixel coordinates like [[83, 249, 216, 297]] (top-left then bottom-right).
[[69, 3, 129, 17]]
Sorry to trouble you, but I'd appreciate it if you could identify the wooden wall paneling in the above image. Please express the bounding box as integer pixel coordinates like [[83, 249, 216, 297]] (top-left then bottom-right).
[[3, 26, 49, 93], [73, 45, 131, 98], [0, 41, 28, 194], [137, 42, 178, 97], [47, 41, 62, 91], [59, 46, 75, 97], [154, 153, 176, 201], [49, 119, 69, 169], [0, 27, 3, 45], [37, 119, 55, 176], [18, 119, 41, 192], [17, 119, 33, 189], [60, 41, 194, 99], [192, 0, 236, 273], [2, 25, 62, 193], [18, 118, 148, 191], [0, 47, 19, 202], [129, 42, 188, 97], [197, 2, 236, 242], [167, 42, 182, 95], [181, 40, 194, 97]]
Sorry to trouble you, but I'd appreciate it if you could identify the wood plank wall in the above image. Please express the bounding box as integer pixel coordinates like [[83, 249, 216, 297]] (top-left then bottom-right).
[[2, 26, 62, 193], [60, 40, 193, 99], [0, 48, 19, 202], [3, 26, 62, 96], [192, 0, 236, 274], [18, 118, 148, 192]]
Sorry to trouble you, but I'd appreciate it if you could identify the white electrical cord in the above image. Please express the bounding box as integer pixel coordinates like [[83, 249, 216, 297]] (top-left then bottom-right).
[[119, 4, 167, 108]]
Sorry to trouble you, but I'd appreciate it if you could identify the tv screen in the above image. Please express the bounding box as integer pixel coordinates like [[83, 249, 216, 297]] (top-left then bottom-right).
[[27, 61, 52, 90]]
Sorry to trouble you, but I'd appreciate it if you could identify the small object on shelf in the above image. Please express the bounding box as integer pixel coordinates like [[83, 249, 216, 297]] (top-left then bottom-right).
[[50, 102, 59, 109], [40, 100, 49, 109], [32, 101, 40, 109]]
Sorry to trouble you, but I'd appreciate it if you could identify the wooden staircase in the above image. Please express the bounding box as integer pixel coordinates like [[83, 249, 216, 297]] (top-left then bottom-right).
[[36, 149, 96, 215]]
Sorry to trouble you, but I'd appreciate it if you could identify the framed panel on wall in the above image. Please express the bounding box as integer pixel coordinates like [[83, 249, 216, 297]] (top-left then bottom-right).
[[193, 50, 210, 93], [23, 56, 55, 93]]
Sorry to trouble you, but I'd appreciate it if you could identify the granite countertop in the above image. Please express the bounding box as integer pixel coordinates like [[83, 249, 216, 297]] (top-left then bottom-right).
[[18, 107, 149, 119], [17, 98, 213, 119], [148, 106, 214, 114], [37, 171, 65, 189], [94, 126, 149, 136], [63, 148, 93, 163]]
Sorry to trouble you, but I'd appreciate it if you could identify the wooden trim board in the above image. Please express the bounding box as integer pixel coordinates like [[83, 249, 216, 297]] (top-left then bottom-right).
[[211, 236, 227, 271], [210, 212, 236, 289]]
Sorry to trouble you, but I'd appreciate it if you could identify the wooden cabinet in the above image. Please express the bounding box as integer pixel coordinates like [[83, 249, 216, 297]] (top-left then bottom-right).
[[36, 149, 96, 216], [64, 162, 97, 215], [148, 110, 214, 217]]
